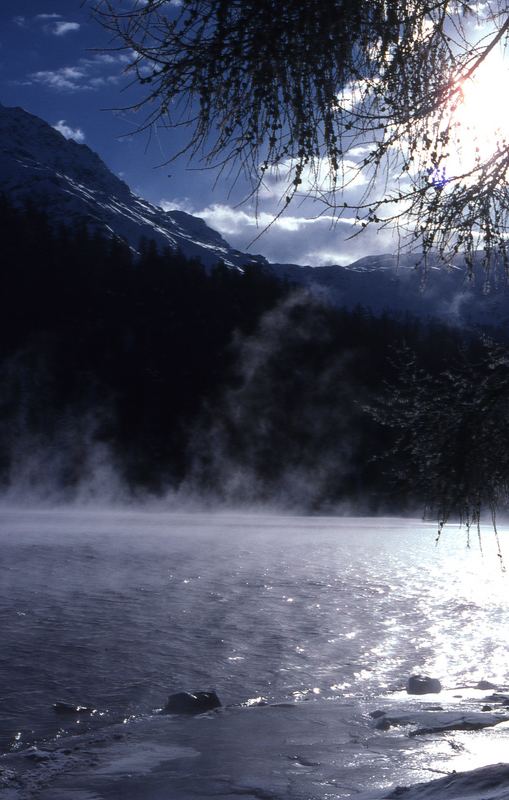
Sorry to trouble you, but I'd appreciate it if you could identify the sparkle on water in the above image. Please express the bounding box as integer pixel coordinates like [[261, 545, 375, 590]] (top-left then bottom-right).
[[0, 508, 508, 799]]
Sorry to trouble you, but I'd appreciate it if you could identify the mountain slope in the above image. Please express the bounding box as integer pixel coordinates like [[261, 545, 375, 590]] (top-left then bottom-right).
[[0, 103, 266, 270]]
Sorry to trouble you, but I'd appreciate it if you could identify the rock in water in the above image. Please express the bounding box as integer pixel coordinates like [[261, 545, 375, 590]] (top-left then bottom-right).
[[476, 679, 497, 690], [164, 691, 221, 714], [406, 675, 442, 695]]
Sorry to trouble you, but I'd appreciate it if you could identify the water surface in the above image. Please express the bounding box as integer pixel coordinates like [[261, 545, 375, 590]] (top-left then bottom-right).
[[1, 509, 508, 798]]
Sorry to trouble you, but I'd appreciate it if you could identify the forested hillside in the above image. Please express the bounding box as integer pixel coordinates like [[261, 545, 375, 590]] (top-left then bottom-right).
[[0, 197, 504, 516]]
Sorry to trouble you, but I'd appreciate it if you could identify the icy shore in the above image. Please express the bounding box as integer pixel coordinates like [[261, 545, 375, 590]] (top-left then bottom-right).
[[2, 692, 509, 800]]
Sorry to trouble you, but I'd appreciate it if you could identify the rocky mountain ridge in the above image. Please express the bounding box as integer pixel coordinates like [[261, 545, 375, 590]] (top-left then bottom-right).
[[0, 102, 266, 271]]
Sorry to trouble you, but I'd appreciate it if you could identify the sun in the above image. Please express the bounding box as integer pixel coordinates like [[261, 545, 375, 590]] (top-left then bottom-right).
[[450, 47, 509, 169]]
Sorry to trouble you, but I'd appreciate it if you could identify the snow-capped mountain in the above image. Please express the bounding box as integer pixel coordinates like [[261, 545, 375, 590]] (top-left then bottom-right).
[[0, 102, 266, 270], [1, 101, 509, 331]]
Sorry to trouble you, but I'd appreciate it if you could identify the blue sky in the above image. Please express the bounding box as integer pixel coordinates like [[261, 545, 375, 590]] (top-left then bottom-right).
[[0, 1, 395, 265]]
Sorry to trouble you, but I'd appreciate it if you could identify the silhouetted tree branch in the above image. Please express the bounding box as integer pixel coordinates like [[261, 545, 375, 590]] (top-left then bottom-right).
[[370, 342, 509, 540], [94, 1, 509, 266]]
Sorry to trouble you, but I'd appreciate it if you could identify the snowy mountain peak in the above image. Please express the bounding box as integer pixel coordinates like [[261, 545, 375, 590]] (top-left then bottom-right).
[[0, 102, 129, 200], [0, 102, 266, 270]]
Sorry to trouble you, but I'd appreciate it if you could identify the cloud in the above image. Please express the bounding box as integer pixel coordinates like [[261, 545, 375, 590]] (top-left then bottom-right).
[[53, 120, 86, 143], [27, 54, 128, 93], [82, 54, 124, 66], [126, 0, 172, 5], [50, 21, 81, 36], [160, 199, 394, 266], [157, 133, 406, 265], [14, 12, 64, 30], [31, 67, 89, 91], [14, 13, 79, 36], [258, 157, 369, 202]]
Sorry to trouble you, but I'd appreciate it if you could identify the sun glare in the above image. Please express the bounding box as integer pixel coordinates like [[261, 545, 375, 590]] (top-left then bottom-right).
[[451, 48, 509, 168]]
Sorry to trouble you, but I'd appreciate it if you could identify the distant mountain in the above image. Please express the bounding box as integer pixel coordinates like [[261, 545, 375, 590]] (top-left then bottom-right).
[[1, 101, 509, 331], [275, 257, 509, 332]]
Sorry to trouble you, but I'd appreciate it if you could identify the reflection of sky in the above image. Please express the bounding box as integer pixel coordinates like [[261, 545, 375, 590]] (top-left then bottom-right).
[[0, 3, 505, 266]]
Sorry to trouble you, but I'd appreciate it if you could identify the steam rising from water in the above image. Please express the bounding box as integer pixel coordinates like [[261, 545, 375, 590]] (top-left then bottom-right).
[[0, 293, 363, 512], [187, 292, 358, 511]]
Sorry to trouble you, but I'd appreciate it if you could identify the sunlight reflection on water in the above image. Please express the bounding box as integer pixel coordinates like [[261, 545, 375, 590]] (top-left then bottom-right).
[[0, 509, 508, 754]]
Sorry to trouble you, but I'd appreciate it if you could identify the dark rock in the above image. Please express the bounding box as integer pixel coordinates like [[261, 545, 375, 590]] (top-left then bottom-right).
[[476, 680, 497, 690], [369, 710, 386, 719], [164, 691, 221, 714], [407, 675, 442, 695], [375, 717, 392, 730], [484, 693, 509, 704], [53, 702, 94, 715], [482, 705, 493, 711], [409, 718, 501, 737], [387, 787, 409, 798]]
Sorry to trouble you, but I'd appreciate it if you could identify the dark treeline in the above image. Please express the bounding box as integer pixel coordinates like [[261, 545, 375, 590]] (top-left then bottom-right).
[[0, 197, 288, 493], [0, 196, 506, 514]]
